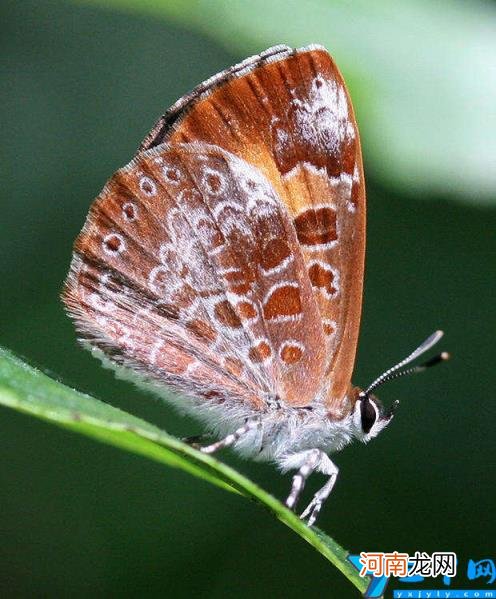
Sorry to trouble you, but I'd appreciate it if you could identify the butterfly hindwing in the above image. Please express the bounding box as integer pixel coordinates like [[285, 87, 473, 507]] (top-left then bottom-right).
[[63, 141, 328, 408]]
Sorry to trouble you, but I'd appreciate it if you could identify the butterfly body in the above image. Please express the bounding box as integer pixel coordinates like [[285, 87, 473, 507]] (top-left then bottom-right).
[[63, 45, 443, 525]]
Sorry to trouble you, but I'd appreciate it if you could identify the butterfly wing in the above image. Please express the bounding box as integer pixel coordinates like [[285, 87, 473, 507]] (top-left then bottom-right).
[[140, 45, 365, 414], [64, 255, 261, 410], [63, 141, 328, 408]]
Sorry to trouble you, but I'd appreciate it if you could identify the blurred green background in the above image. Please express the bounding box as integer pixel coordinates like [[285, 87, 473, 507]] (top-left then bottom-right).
[[1, 1, 495, 597]]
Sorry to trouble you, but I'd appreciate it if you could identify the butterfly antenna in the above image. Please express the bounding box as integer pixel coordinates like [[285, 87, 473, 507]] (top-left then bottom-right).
[[363, 330, 449, 396]]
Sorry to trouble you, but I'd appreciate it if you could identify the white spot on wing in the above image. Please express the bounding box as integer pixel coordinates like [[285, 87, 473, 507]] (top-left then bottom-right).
[[102, 233, 126, 256], [308, 259, 340, 299], [278, 339, 305, 364], [122, 202, 138, 222], [293, 76, 355, 154], [162, 165, 182, 184], [139, 175, 157, 196], [148, 265, 170, 296], [202, 167, 227, 196]]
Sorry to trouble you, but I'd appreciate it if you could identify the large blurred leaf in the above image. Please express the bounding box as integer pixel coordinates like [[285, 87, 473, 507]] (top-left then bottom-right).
[[0, 346, 369, 595], [77, 0, 496, 204]]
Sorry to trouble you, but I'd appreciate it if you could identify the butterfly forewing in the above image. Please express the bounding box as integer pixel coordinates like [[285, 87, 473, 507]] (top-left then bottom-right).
[[140, 45, 294, 152], [139, 45, 365, 413], [64, 45, 365, 417]]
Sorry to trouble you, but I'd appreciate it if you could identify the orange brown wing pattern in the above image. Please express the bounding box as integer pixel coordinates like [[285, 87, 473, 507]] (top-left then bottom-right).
[[140, 45, 366, 414], [63, 142, 327, 408]]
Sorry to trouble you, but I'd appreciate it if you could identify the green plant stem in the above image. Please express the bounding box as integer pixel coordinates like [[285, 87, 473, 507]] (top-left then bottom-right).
[[0, 347, 369, 595]]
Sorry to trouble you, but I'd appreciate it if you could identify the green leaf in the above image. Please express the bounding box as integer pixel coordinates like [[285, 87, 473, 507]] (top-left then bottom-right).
[[0, 346, 369, 595], [75, 0, 496, 204]]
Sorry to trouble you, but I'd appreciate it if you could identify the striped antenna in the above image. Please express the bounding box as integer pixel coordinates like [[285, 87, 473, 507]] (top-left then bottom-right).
[[362, 330, 449, 397]]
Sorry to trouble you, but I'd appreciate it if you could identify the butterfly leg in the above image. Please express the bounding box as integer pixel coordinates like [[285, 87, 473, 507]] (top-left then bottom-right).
[[181, 434, 208, 449], [285, 448, 322, 510], [200, 419, 261, 454], [300, 455, 339, 526]]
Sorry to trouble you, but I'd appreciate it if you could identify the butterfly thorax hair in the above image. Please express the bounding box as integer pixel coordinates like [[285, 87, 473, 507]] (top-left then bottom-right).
[[221, 386, 391, 471]]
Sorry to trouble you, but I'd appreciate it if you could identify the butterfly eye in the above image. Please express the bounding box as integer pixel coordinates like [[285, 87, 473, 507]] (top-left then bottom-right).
[[360, 396, 377, 434]]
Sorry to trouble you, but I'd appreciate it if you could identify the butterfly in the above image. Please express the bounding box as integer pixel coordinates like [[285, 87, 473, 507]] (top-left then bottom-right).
[[63, 44, 447, 525]]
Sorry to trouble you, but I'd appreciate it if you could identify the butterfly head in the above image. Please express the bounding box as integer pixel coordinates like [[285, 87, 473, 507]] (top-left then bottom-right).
[[350, 331, 449, 443], [351, 389, 398, 442]]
